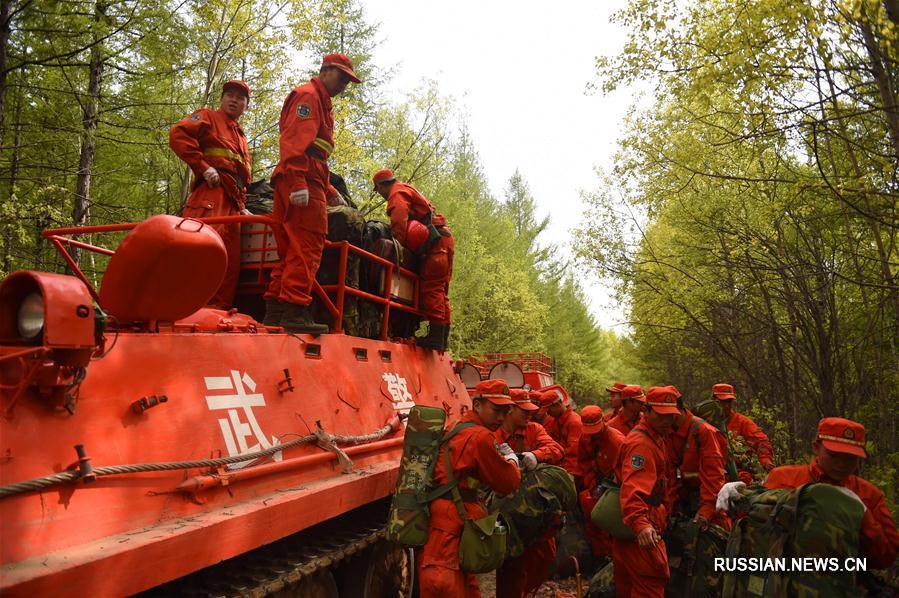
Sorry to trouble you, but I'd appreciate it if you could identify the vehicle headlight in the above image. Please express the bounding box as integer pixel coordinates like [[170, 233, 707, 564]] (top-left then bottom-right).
[[17, 292, 44, 341]]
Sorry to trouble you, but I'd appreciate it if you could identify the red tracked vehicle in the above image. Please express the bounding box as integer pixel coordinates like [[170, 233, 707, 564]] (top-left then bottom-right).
[[0, 214, 471, 597]]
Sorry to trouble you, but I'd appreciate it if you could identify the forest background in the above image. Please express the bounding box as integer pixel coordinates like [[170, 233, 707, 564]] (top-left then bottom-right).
[[0, 0, 896, 505]]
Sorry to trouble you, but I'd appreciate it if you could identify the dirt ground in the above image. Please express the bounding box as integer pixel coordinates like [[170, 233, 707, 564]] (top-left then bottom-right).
[[477, 573, 582, 597]]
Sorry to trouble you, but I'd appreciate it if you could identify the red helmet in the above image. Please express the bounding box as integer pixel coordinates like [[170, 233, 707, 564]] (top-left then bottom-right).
[[405, 220, 429, 252]]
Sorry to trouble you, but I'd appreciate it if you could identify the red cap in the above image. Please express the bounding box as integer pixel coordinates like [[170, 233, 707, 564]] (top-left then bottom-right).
[[322, 53, 361, 83], [645, 386, 680, 415], [372, 168, 396, 188], [509, 388, 539, 412], [666, 385, 682, 399], [605, 381, 626, 394], [222, 80, 250, 100], [537, 390, 563, 409], [712, 383, 736, 401], [816, 417, 867, 458], [472, 379, 513, 406], [528, 390, 542, 404], [620, 385, 645, 402], [581, 405, 606, 434]]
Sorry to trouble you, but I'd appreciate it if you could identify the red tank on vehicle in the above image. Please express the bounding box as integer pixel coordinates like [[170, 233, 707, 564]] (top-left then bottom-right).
[[0, 214, 469, 597]]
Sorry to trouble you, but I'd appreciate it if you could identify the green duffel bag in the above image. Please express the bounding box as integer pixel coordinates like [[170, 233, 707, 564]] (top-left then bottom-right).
[[722, 482, 864, 598], [590, 481, 635, 540], [458, 506, 508, 574], [490, 463, 576, 558]]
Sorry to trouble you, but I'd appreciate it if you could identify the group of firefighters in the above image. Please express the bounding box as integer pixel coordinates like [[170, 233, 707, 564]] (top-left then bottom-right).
[[168, 54, 454, 350], [164, 54, 899, 598], [419, 379, 899, 598]]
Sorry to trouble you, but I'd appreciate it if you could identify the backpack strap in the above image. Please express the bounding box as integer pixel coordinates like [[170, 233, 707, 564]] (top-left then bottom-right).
[[421, 421, 477, 504]]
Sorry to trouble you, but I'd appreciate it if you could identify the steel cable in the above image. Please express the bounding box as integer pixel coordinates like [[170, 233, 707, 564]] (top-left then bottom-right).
[[0, 421, 399, 499]]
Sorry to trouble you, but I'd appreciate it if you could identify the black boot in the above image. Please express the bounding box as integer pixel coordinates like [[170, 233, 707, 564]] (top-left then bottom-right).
[[443, 324, 451, 351], [262, 298, 283, 326], [280, 303, 329, 334], [418, 323, 447, 350]]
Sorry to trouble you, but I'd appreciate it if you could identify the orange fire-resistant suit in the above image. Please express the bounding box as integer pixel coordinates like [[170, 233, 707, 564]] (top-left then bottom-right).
[[727, 411, 774, 482], [170, 107, 250, 308], [665, 410, 730, 529], [543, 407, 582, 476], [386, 182, 454, 324], [613, 422, 670, 597], [608, 410, 641, 437], [764, 460, 899, 569], [493, 421, 563, 598], [419, 411, 521, 597], [264, 76, 333, 307], [576, 425, 625, 557]]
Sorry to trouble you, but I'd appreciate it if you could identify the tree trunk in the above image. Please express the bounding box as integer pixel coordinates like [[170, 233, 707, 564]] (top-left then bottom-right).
[[0, 0, 13, 140], [858, 13, 899, 167], [3, 74, 23, 275], [72, 0, 106, 265]]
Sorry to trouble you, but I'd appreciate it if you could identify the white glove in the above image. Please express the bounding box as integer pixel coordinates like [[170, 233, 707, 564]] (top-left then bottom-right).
[[497, 442, 514, 457], [203, 167, 220, 187], [521, 452, 538, 471], [834, 486, 867, 511], [289, 188, 309, 207], [716, 481, 746, 512], [239, 208, 252, 215], [327, 192, 346, 207], [503, 452, 520, 468]]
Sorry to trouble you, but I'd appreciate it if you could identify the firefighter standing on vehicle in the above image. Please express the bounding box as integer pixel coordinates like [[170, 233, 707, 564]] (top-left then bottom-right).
[[760, 418, 899, 569], [169, 80, 252, 309], [712, 383, 775, 482], [608, 385, 645, 436], [372, 170, 454, 351], [494, 389, 563, 598], [419, 379, 521, 596], [576, 405, 625, 558], [263, 54, 361, 333], [539, 387, 582, 475], [613, 386, 677, 597], [664, 386, 730, 530]]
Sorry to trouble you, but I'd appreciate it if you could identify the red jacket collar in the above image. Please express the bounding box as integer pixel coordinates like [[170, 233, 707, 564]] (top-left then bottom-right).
[[634, 421, 665, 447], [463, 410, 485, 427], [809, 458, 850, 486], [311, 76, 332, 111]]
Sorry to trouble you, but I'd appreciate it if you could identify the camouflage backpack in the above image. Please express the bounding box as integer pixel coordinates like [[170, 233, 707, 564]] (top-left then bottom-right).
[[722, 482, 864, 598], [386, 407, 474, 546], [665, 516, 729, 598], [489, 464, 577, 558]]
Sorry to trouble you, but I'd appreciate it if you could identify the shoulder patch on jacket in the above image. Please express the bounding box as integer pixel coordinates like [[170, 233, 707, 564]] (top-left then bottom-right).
[[297, 103, 312, 118], [630, 454, 645, 469]]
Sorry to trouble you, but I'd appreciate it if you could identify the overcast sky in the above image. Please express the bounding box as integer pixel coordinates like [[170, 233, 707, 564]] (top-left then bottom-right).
[[364, 0, 633, 330]]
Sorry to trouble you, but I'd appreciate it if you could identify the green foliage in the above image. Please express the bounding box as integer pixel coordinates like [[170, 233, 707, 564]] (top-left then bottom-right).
[[577, 0, 899, 512], [0, 0, 612, 409]]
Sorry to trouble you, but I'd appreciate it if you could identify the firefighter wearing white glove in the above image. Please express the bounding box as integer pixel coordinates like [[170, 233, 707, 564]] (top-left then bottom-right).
[[521, 452, 538, 471], [497, 442, 519, 467], [203, 166, 220, 187], [716, 481, 746, 512], [289, 188, 309, 207]]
